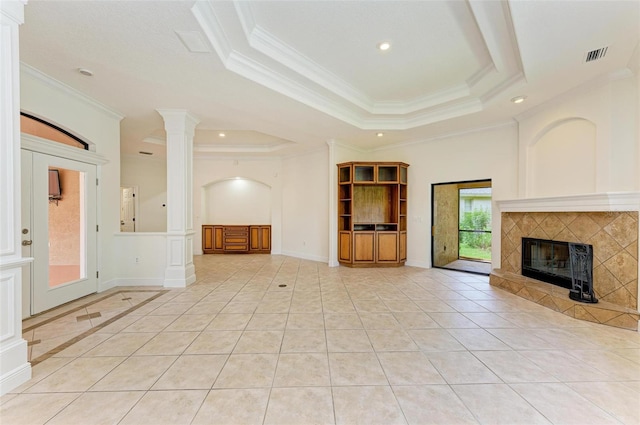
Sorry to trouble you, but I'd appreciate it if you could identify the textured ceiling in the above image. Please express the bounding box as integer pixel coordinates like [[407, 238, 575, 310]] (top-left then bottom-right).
[[18, 0, 640, 158]]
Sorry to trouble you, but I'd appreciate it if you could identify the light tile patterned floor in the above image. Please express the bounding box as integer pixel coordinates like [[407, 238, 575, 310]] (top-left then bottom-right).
[[2, 254, 640, 424]]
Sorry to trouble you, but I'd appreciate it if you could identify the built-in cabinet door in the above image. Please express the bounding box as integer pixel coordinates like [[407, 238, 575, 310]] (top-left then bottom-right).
[[377, 232, 398, 262], [353, 232, 375, 263], [249, 225, 271, 252], [339, 232, 352, 262], [213, 226, 224, 251], [202, 225, 214, 253], [399, 231, 407, 261]]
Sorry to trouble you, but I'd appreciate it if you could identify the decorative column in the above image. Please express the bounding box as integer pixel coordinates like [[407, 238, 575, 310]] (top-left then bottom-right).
[[0, 0, 31, 395], [327, 140, 339, 267], [157, 109, 199, 287]]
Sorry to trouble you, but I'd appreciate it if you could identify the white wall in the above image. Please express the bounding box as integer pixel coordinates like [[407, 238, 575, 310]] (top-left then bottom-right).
[[193, 157, 282, 255], [205, 179, 271, 224], [369, 124, 520, 269], [281, 148, 330, 262], [106, 233, 166, 290], [518, 73, 639, 196], [121, 155, 167, 232], [20, 65, 123, 289]]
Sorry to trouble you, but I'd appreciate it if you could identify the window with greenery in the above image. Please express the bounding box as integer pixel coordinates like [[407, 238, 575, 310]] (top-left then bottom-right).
[[458, 187, 491, 261]]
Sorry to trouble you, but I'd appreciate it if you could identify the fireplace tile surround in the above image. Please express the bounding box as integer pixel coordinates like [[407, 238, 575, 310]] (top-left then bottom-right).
[[490, 193, 640, 331]]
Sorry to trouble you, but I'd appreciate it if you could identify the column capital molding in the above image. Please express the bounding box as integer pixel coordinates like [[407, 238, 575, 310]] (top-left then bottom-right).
[[156, 109, 200, 134]]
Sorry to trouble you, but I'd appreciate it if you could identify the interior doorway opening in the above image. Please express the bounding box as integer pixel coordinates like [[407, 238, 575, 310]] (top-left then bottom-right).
[[432, 179, 492, 275]]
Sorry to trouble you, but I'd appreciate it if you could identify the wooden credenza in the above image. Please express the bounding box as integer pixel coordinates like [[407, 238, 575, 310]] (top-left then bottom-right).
[[202, 225, 271, 254]]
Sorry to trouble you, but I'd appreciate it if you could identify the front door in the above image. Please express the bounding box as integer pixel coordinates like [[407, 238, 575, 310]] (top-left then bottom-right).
[[22, 150, 98, 315]]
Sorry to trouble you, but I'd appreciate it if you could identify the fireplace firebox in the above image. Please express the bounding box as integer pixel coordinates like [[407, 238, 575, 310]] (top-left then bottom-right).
[[521, 238, 572, 289]]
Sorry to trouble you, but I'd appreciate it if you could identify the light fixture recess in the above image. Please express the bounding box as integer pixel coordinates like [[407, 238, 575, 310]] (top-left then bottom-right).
[[218, 132, 226, 137], [77, 68, 93, 77], [376, 132, 384, 137], [377, 41, 391, 51], [510, 95, 527, 104]]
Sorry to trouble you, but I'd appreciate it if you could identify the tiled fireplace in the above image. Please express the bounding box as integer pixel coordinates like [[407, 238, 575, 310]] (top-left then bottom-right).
[[490, 193, 640, 330]]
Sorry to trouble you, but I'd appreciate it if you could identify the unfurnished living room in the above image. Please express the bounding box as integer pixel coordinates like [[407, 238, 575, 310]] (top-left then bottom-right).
[[1, 1, 639, 424]]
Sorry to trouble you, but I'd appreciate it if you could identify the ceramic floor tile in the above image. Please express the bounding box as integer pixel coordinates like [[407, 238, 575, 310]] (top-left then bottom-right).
[[333, 386, 407, 425], [326, 329, 374, 352], [447, 328, 512, 351], [510, 382, 621, 424], [324, 313, 363, 329], [164, 314, 215, 331], [191, 388, 270, 425], [84, 332, 156, 357], [377, 352, 445, 385], [328, 352, 388, 385], [246, 313, 288, 330], [90, 355, 176, 391], [25, 357, 124, 393], [392, 312, 440, 329], [121, 315, 178, 333], [118, 390, 207, 425], [425, 351, 502, 384], [46, 391, 144, 425], [393, 385, 478, 425], [152, 354, 227, 389], [213, 353, 278, 388], [567, 381, 640, 424], [359, 313, 403, 330], [472, 350, 559, 383], [407, 329, 466, 352], [519, 350, 612, 382], [462, 312, 519, 328], [233, 330, 284, 353], [273, 352, 331, 387], [453, 383, 551, 424], [264, 387, 335, 425], [281, 329, 327, 353], [184, 331, 241, 354], [0, 393, 81, 425], [428, 312, 480, 328], [134, 331, 198, 355], [205, 313, 252, 330], [367, 329, 419, 351], [287, 313, 325, 329]]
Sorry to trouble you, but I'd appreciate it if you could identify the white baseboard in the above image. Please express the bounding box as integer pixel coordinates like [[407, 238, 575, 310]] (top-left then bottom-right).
[[0, 339, 31, 396], [405, 259, 430, 269], [100, 278, 165, 292], [280, 250, 329, 263]]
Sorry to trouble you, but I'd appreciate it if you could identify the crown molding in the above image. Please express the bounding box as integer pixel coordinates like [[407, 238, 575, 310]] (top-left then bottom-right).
[[194, 141, 294, 153], [20, 63, 124, 121], [0, 0, 26, 25], [194, 0, 525, 130], [371, 119, 516, 152]]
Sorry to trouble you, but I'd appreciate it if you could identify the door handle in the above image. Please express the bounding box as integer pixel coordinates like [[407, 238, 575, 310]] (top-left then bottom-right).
[[121, 221, 125, 225], [22, 240, 32, 246]]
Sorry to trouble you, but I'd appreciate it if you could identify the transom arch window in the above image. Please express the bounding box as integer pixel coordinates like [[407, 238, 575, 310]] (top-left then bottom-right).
[[20, 112, 89, 150]]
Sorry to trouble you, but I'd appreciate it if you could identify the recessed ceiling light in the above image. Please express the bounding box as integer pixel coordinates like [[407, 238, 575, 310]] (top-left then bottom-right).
[[511, 95, 527, 104], [77, 68, 93, 77], [376, 132, 384, 137], [377, 41, 391, 51], [218, 132, 226, 137]]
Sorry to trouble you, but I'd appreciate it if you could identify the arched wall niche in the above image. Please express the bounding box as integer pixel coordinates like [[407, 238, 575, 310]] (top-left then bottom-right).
[[528, 117, 597, 198], [202, 177, 272, 225]]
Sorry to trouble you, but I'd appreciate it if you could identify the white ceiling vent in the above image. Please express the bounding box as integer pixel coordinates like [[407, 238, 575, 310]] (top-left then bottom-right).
[[585, 46, 608, 63]]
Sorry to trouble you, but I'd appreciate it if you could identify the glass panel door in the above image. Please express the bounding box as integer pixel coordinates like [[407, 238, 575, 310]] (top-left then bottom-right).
[[31, 152, 97, 314]]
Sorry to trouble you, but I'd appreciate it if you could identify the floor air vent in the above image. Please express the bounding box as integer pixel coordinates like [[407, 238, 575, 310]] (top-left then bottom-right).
[[585, 46, 608, 63]]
